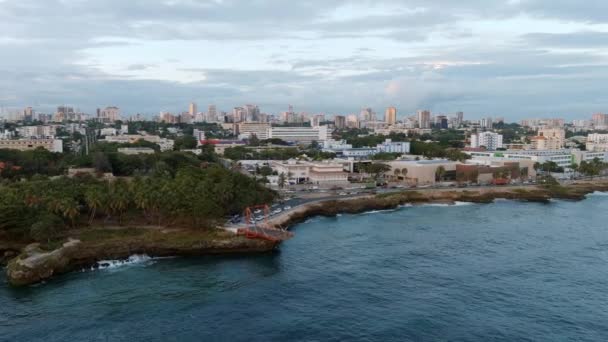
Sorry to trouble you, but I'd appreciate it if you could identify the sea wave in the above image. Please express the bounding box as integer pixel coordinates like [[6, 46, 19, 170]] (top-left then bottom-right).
[[361, 209, 398, 215], [89, 255, 157, 272], [588, 191, 608, 196]]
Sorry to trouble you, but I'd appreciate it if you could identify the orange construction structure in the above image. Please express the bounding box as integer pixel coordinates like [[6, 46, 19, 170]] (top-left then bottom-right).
[[237, 205, 294, 242]]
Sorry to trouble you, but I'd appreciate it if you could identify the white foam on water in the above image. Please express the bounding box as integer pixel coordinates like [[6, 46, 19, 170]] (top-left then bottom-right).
[[588, 191, 608, 197], [93, 254, 155, 271], [361, 209, 398, 215], [417, 201, 476, 207]]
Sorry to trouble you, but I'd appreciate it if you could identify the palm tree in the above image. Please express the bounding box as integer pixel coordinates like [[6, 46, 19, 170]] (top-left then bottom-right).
[[278, 172, 287, 189], [570, 163, 579, 179], [85, 187, 104, 224], [519, 167, 529, 182], [393, 168, 401, 181], [435, 166, 446, 182]]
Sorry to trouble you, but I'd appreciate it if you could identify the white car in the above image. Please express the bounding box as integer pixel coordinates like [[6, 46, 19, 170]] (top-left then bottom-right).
[[283, 206, 292, 210]]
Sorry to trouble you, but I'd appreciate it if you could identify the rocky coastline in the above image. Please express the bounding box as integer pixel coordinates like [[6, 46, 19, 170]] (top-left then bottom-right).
[[4, 181, 608, 287], [268, 181, 608, 230]]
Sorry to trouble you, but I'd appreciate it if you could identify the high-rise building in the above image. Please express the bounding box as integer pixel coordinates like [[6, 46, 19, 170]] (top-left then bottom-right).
[[208, 105, 218, 121], [334, 115, 346, 129], [244, 104, 259, 122], [470, 132, 503, 150], [346, 115, 359, 129], [360, 108, 374, 122], [435, 115, 448, 129], [99, 106, 120, 123], [456, 112, 464, 126], [385, 107, 397, 125], [480, 117, 493, 129], [232, 107, 245, 123], [310, 114, 325, 127], [592, 113, 608, 129], [189, 103, 197, 116], [417, 110, 431, 129], [23, 107, 34, 122]]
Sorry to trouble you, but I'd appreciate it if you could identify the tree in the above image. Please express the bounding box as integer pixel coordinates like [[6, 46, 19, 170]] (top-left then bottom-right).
[[29, 213, 63, 243], [363, 163, 391, 180], [401, 168, 408, 180], [174, 135, 197, 150], [93, 152, 112, 173], [393, 168, 401, 181], [249, 134, 261, 147], [278, 172, 287, 189], [520, 167, 529, 181]]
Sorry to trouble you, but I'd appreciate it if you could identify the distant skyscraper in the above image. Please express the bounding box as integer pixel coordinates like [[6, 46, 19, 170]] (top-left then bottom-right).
[[334, 115, 346, 129], [99, 106, 120, 123], [208, 105, 218, 121], [436, 115, 448, 129], [481, 117, 493, 129], [417, 110, 431, 129], [244, 104, 260, 122], [456, 111, 464, 126], [360, 108, 374, 122], [592, 113, 608, 129], [189, 102, 197, 116], [385, 107, 397, 125]]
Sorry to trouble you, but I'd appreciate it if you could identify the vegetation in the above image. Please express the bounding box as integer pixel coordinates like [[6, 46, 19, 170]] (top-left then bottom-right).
[[223, 146, 335, 161], [0, 147, 276, 243]]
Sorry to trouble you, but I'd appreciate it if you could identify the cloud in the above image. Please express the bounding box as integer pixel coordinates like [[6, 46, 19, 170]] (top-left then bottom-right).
[[1, 0, 608, 119]]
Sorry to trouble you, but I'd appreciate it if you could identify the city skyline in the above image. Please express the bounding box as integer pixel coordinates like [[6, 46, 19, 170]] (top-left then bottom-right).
[[2, 1, 608, 119]]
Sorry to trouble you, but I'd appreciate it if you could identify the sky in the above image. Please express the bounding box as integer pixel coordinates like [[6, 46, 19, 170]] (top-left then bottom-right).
[[1, 0, 608, 120]]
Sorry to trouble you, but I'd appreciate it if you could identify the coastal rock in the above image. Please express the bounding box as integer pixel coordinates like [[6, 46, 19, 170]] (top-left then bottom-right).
[[5, 232, 277, 286], [6, 240, 82, 286]]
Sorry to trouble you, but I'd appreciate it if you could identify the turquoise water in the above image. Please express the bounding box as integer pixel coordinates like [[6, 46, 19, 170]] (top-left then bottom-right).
[[3, 194, 608, 341]]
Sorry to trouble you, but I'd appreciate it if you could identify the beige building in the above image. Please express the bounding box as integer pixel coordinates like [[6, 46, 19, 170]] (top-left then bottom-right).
[[236, 122, 271, 140], [387, 160, 458, 185], [0, 139, 63, 153], [531, 128, 565, 150], [117, 147, 155, 155], [271, 159, 348, 185], [586, 133, 608, 152], [385, 107, 397, 126]]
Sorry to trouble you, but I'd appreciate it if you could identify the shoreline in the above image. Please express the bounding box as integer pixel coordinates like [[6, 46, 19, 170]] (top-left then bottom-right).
[[267, 181, 608, 231], [4, 180, 608, 287]]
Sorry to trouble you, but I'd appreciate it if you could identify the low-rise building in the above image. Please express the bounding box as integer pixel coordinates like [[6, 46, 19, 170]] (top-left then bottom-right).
[[586, 133, 608, 152], [466, 150, 575, 169], [387, 160, 458, 185], [0, 139, 63, 153], [117, 147, 156, 155], [270, 159, 349, 185]]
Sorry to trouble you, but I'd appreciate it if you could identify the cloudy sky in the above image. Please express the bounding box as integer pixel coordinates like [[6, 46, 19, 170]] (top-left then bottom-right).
[[1, 0, 608, 120]]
